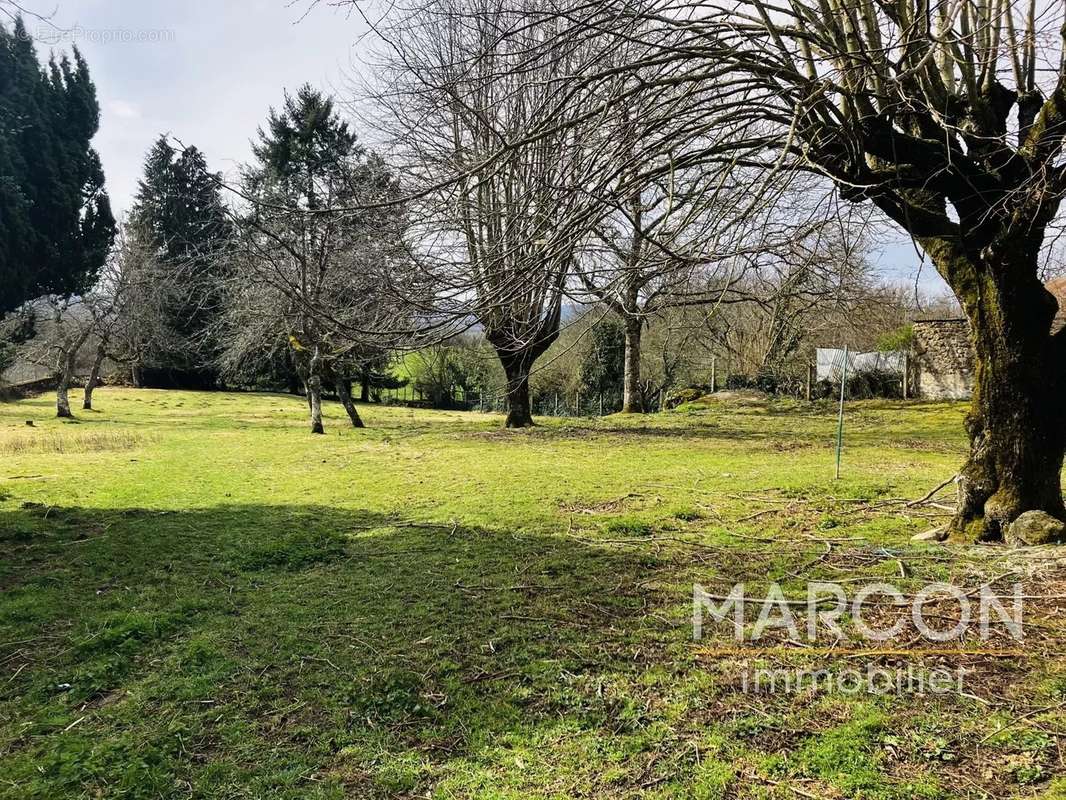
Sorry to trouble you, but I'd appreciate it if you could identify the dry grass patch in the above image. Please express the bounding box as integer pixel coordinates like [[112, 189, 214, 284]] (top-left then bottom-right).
[[0, 428, 152, 455]]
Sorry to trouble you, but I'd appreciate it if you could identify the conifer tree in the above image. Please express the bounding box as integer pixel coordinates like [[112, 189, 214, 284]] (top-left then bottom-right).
[[0, 17, 115, 313], [128, 136, 231, 386]]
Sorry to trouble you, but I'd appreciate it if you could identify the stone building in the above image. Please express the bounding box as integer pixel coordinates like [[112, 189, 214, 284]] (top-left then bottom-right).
[[911, 280, 1066, 400], [911, 319, 975, 400]]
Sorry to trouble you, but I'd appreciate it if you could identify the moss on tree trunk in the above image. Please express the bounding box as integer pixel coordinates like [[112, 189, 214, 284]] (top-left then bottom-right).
[[939, 251, 1066, 542]]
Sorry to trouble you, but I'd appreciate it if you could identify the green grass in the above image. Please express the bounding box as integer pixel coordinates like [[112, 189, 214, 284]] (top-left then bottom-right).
[[0, 388, 1063, 799]]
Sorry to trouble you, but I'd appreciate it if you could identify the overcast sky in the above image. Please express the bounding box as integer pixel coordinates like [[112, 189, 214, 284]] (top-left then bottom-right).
[[21, 0, 946, 297]]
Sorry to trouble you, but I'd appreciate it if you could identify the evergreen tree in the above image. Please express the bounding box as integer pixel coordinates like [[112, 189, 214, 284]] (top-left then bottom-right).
[[580, 315, 626, 399], [0, 17, 115, 313], [250, 84, 358, 210], [129, 135, 231, 387]]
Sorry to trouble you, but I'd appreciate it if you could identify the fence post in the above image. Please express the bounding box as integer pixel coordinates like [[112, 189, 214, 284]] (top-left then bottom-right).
[[835, 346, 849, 480], [902, 353, 910, 399], [554, 393, 560, 416], [806, 363, 815, 402]]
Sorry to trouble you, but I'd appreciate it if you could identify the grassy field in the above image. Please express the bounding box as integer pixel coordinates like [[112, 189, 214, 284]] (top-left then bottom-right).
[[1, 388, 1064, 799]]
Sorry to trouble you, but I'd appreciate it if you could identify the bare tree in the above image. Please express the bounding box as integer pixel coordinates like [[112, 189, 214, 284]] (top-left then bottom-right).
[[99, 223, 189, 396], [221, 88, 407, 434], [481, 0, 1066, 541], [19, 294, 97, 418], [366, 0, 613, 427]]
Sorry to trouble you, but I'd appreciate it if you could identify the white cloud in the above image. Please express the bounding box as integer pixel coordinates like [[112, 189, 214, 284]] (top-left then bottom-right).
[[104, 99, 141, 120]]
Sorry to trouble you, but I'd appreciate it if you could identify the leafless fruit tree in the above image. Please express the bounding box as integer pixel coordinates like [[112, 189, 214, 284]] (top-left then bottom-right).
[[222, 142, 407, 434]]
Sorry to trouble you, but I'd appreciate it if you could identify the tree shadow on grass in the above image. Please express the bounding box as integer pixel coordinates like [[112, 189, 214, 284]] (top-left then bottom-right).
[[0, 503, 681, 799]]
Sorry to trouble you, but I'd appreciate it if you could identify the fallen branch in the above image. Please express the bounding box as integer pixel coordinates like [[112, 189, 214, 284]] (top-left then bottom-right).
[[907, 475, 959, 508]]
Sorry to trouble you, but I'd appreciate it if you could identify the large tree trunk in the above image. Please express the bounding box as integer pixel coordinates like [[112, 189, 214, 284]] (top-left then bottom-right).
[[83, 344, 106, 411], [621, 317, 644, 413], [360, 374, 371, 403], [307, 374, 325, 435], [336, 376, 365, 429], [947, 258, 1066, 542], [498, 352, 535, 428]]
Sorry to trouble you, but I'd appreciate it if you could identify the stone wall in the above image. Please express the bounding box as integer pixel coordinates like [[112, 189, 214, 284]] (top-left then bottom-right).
[[912, 319, 975, 401]]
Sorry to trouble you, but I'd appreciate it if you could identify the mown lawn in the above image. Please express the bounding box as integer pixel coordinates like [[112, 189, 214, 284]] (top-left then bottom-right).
[[0, 389, 1063, 799]]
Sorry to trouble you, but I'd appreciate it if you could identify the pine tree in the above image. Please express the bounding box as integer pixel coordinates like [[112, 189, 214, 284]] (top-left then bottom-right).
[[129, 135, 231, 387], [250, 84, 360, 209], [0, 17, 115, 313]]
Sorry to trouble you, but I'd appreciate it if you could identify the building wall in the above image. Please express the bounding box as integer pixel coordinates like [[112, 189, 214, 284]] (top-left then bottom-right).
[[912, 319, 975, 401], [1, 361, 54, 385]]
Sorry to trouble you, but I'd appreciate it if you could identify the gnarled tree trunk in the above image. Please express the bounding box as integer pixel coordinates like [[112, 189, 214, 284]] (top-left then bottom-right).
[[498, 351, 535, 428], [56, 354, 75, 419], [939, 250, 1066, 542], [55, 332, 90, 419], [621, 318, 644, 413], [336, 376, 365, 429]]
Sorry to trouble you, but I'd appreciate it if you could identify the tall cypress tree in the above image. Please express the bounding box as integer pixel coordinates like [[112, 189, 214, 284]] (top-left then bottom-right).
[[0, 17, 115, 313], [129, 135, 231, 387]]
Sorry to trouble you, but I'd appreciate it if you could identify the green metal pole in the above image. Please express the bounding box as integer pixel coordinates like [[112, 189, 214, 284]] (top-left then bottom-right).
[[835, 345, 848, 480]]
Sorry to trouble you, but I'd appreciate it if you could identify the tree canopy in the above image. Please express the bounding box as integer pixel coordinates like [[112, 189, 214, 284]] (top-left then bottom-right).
[[0, 16, 115, 313]]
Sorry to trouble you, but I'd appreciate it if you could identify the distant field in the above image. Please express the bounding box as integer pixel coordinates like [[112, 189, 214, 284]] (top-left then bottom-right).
[[1, 389, 1063, 799]]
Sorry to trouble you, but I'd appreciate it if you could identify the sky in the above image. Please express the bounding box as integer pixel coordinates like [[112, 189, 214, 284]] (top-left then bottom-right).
[[18, 0, 948, 298], [20, 0, 371, 215]]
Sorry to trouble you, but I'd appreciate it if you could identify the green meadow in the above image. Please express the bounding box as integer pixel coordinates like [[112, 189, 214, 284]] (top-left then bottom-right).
[[1, 389, 1063, 799]]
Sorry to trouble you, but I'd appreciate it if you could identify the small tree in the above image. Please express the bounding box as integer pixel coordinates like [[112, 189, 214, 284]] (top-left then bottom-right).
[[224, 86, 408, 434], [19, 296, 95, 418]]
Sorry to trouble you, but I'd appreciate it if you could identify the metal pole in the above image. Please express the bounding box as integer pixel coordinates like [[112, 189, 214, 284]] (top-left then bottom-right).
[[835, 346, 848, 480]]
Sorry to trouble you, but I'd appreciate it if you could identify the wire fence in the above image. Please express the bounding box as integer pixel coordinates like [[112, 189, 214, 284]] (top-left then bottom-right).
[[376, 385, 640, 417]]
